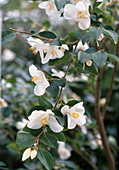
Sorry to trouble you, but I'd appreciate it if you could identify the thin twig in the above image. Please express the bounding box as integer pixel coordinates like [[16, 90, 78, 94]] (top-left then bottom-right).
[[8, 28, 55, 42], [95, 68, 115, 170], [102, 61, 118, 118], [73, 147, 98, 170]]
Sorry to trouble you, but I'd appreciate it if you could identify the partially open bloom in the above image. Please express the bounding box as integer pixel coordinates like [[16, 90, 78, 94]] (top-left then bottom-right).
[[27, 109, 63, 133], [61, 102, 86, 129], [22, 148, 37, 161], [58, 142, 71, 160], [29, 64, 50, 96], [38, 0, 61, 19], [64, 1, 90, 30], [51, 69, 74, 82]]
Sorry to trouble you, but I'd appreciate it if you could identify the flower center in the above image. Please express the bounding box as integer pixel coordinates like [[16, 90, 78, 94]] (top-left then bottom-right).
[[47, 2, 54, 11], [29, 47, 37, 55], [51, 50, 58, 58], [40, 117, 48, 126], [31, 76, 39, 82], [77, 11, 85, 20], [72, 112, 80, 119]]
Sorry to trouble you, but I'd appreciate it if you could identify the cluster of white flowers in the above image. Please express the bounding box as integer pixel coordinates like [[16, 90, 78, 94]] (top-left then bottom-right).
[[28, 37, 68, 64], [38, 0, 91, 30]]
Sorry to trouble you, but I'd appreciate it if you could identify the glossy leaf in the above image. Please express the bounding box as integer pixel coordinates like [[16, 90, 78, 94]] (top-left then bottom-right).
[[39, 31, 57, 39], [39, 96, 53, 109], [104, 29, 118, 44], [92, 51, 107, 68], [40, 132, 57, 148], [38, 148, 54, 170], [2, 30, 16, 45], [16, 132, 35, 147]]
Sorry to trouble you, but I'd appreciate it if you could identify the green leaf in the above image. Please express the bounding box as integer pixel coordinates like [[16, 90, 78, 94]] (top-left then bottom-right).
[[90, 15, 96, 21], [60, 35, 70, 44], [28, 106, 45, 116], [47, 81, 59, 98], [78, 51, 92, 63], [50, 132, 66, 142], [16, 132, 35, 147], [104, 29, 118, 44], [107, 53, 119, 63], [89, 26, 103, 41], [40, 132, 57, 148], [2, 106, 12, 117], [38, 148, 54, 170], [67, 100, 79, 106], [55, 0, 67, 10], [92, 51, 107, 68], [53, 78, 66, 87], [39, 96, 53, 109], [75, 62, 98, 75], [2, 30, 16, 44], [54, 109, 65, 126], [23, 125, 43, 137], [39, 31, 57, 39], [49, 52, 71, 66]]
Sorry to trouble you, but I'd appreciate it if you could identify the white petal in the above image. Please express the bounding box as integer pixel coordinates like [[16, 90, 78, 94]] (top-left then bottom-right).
[[28, 110, 44, 121], [41, 52, 51, 64], [61, 105, 69, 116], [64, 4, 77, 20], [31, 149, 37, 159], [27, 37, 37, 46], [27, 119, 42, 129], [75, 115, 86, 126], [22, 148, 31, 161], [76, 1, 86, 11], [69, 102, 85, 115], [34, 83, 46, 96], [29, 64, 37, 77], [78, 16, 90, 30], [56, 49, 64, 59], [38, 2, 48, 9], [67, 114, 76, 129], [48, 116, 63, 133], [61, 44, 69, 50]]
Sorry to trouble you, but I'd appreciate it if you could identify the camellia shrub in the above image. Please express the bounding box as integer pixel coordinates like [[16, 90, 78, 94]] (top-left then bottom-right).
[[0, 0, 119, 170]]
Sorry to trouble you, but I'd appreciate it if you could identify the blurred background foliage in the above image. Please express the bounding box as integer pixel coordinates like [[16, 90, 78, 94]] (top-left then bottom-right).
[[0, 0, 119, 169]]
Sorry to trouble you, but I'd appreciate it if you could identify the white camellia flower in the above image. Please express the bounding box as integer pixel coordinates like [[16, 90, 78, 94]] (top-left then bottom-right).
[[61, 102, 86, 129], [38, 0, 61, 19], [29, 64, 50, 96], [51, 69, 74, 82], [27, 37, 48, 57], [22, 148, 37, 161], [16, 118, 29, 130], [27, 109, 63, 133], [64, 1, 90, 30], [58, 142, 71, 160], [41, 44, 69, 64], [27, 37, 68, 64]]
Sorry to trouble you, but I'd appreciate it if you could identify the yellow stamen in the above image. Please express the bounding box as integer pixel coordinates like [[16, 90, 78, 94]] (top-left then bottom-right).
[[31, 76, 39, 82], [77, 11, 85, 20], [40, 117, 48, 126], [72, 112, 80, 119], [51, 50, 58, 58], [47, 2, 54, 11], [29, 47, 37, 55]]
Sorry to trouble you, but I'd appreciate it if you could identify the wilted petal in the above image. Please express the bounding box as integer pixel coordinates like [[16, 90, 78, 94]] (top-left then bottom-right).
[[64, 4, 77, 20], [31, 149, 37, 159], [61, 105, 69, 116], [78, 16, 90, 30], [22, 148, 31, 161], [48, 116, 63, 133]]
